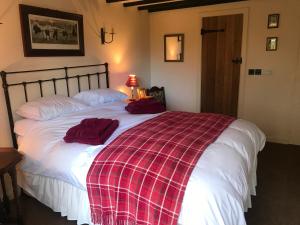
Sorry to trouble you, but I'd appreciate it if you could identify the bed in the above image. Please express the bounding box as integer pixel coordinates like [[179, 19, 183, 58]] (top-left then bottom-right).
[[1, 63, 266, 225]]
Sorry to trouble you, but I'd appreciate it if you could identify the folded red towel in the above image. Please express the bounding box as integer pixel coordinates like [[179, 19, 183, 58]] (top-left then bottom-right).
[[125, 99, 166, 114], [64, 118, 119, 145]]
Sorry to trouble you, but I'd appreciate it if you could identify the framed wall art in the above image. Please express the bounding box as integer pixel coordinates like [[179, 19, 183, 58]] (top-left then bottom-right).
[[266, 37, 278, 51], [268, 14, 280, 29], [164, 34, 184, 62], [19, 4, 85, 57], [137, 88, 147, 99]]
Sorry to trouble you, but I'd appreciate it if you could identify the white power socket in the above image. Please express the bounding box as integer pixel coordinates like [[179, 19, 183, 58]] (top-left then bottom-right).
[[261, 69, 272, 75]]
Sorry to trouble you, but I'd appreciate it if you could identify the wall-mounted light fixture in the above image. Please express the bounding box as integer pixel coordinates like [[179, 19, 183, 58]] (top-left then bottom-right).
[[100, 27, 115, 44]]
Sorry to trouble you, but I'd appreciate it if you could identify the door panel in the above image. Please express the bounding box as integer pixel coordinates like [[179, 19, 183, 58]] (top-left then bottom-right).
[[201, 14, 243, 117]]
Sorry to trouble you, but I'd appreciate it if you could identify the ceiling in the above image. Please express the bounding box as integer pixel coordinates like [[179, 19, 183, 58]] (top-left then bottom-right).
[[106, 0, 246, 13]]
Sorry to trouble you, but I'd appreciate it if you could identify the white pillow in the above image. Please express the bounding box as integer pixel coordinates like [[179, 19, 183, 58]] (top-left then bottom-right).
[[16, 95, 87, 121], [14, 119, 37, 136], [73, 88, 127, 106]]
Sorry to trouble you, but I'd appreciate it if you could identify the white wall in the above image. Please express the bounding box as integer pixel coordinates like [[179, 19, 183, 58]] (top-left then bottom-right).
[[0, 0, 150, 147], [150, 0, 300, 145]]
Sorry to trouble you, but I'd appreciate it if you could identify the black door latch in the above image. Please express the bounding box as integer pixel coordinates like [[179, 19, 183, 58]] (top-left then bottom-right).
[[201, 28, 225, 35]]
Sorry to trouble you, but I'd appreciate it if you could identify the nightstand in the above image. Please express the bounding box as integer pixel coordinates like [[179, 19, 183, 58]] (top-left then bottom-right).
[[124, 98, 137, 104], [0, 148, 23, 224], [124, 96, 154, 104]]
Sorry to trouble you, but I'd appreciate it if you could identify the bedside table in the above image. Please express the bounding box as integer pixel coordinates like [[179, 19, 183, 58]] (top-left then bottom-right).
[[124, 98, 137, 104], [0, 148, 23, 224], [124, 96, 154, 104]]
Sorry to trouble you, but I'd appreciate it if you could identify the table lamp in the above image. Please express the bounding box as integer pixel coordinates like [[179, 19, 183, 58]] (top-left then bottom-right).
[[126, 74, 139, 100]]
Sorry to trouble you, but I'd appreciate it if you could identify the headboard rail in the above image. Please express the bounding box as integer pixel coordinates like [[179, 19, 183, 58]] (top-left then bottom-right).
[[1, 63, 109, 148]]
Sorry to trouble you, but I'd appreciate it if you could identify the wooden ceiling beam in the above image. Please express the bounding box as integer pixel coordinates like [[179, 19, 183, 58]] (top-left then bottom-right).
[[124, 0, 174, 7], [138, 0, 246, 12]]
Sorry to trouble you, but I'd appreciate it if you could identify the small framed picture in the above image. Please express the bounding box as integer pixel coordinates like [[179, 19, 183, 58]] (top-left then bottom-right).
[[266, 37, 278, 51], [268, 14, 280, 28], [137, 88, 147, 99]]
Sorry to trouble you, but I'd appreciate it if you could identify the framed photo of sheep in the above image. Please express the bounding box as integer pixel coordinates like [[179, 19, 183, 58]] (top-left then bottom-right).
[[19, 4, 84, 57]]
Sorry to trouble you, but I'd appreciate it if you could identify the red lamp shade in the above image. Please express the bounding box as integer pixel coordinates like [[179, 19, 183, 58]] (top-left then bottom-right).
[[125, 74, 139, 87]]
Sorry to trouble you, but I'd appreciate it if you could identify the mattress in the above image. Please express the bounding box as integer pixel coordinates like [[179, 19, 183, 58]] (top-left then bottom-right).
[[16, 101, 266, 225]]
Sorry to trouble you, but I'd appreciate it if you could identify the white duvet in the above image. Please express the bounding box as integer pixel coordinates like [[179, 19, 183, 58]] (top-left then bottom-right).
[[16, 101, 266, 225]]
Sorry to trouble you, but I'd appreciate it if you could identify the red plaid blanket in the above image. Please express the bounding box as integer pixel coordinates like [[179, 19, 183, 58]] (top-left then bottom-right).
[[87, 112, 235, 225]]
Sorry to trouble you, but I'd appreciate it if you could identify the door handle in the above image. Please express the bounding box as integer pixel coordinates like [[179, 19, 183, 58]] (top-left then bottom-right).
[[232, 57, 242, 64]]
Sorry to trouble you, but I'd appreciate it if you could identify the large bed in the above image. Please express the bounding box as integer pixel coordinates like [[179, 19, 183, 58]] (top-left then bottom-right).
[[1, 64, 266, 225]]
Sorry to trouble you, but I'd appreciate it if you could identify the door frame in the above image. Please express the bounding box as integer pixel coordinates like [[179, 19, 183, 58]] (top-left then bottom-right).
[[198, 7, 249, 118]]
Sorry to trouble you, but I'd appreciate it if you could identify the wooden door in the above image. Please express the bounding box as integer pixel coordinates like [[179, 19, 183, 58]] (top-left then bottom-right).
[[201, 14, 243, 117]]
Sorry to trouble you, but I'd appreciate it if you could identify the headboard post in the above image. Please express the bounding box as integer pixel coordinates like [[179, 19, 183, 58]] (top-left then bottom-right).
[[1, 71, 17, 148], [64, 67, 70, 97], [105, 62, 109, 88]]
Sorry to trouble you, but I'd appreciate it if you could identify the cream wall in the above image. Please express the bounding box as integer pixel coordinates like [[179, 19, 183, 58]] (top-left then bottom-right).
[[1, 0, 299, 146], [0, 0, 150, 147], [150, 0, 300, 145]]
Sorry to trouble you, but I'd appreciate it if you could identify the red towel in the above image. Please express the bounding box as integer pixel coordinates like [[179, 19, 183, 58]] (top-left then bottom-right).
[[64, 118, 119, 145], [125, 98, 166, 114]]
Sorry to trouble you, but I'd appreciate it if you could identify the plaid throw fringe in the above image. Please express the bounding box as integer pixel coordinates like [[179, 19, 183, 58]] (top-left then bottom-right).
[[87, 112, 235, 225], [92, 213, 136, 225]]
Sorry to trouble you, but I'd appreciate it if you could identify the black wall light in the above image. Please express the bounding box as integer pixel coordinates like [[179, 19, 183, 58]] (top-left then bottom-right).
[[100, 27, 115, 44]]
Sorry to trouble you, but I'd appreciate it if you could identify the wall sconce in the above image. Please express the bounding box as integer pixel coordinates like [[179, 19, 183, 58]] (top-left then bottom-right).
[[100, 27, 115, 44]]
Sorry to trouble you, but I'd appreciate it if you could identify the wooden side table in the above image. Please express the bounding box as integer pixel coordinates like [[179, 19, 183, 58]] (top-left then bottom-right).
[[124, 96, 154, 104], [0, 148, 23, 224]]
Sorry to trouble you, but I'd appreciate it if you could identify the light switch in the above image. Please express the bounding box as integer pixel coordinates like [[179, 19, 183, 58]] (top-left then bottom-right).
[[248, 69, 255, 75], [254, 69, 262, 75]]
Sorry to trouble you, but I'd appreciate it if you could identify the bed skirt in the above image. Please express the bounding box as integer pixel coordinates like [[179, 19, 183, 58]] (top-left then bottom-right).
[[17, 162, 258, 225], [17, 171, 93, 225]]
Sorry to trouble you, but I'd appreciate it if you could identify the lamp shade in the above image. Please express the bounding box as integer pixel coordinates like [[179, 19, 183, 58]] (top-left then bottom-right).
[[125, 74, 139, 87]]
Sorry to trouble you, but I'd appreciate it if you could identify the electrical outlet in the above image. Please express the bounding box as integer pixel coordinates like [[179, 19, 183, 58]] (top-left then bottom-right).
[[249, 68, 272, 76], [262, 69, 272, 75]]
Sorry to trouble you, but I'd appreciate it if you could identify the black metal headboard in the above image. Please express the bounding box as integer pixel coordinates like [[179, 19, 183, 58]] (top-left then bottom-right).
[[1, 63, 109, 148]]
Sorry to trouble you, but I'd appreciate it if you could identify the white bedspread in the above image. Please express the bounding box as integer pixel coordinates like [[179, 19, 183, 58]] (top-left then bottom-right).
[[17, 101, 266, 225]]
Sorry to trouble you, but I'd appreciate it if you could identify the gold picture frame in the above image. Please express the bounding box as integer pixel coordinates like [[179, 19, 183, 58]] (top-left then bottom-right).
[[137, 88, 147, 99]]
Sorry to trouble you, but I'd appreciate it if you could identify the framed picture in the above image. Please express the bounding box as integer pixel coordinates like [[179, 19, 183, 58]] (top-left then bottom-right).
[[19, 4, 84, 57], [164, 34, 184, 62], [266, 37, 278, 51], [137, 88, 147, 99], [268, 14, 280, 28]]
